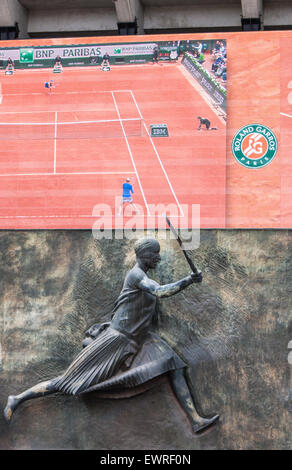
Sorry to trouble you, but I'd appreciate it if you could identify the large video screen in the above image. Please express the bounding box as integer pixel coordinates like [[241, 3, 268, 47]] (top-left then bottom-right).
[[0, 37, 227, 229]]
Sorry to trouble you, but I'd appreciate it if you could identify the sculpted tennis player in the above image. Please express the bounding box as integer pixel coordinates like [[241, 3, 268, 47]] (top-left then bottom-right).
[[4, 237, 219, 433]]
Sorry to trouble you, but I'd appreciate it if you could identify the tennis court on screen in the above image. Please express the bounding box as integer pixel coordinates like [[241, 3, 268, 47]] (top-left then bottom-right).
[[0, 63, 226, 228]]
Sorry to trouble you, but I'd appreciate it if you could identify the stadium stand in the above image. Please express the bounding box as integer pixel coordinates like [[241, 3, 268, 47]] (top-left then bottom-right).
[[0, 1, 291, 39]]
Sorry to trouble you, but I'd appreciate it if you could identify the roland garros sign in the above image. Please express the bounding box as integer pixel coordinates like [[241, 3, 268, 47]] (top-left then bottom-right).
[[232, 124, 278, 168]]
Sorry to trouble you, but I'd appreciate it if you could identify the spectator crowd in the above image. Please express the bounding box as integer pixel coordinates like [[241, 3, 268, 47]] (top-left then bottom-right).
[[210, 40, 227, 84], [186, 40, 227, 86]]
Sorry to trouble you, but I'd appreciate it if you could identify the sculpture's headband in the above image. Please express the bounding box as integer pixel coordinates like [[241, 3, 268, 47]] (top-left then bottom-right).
[[134, 238, 160, 257]]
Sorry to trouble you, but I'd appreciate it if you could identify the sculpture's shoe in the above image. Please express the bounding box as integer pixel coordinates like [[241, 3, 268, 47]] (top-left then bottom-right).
[[193, 414, 220, 433], [3, 396, 18, 423]]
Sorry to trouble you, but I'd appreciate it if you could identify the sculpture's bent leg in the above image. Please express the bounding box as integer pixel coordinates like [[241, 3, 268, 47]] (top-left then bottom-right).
[[4, 376, 61, 423], [169, 368, 219, 433]]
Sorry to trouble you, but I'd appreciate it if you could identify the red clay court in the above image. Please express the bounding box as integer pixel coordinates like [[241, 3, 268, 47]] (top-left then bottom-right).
[[280, 38, 292, 227], [0, 60, 226, 229]]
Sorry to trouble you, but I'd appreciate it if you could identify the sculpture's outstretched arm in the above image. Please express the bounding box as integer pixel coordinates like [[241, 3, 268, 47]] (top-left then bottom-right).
[[138, 272, 202, 298]]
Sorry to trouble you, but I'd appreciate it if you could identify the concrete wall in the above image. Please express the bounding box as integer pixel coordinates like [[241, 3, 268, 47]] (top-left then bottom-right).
[[1, 0, 292, 38], [241, 0, 262, 18], [264, 3, 292, 27], [144, 4, 242, 31], [27, 3, 243, 36], [28, 7, 117, 34], [0, 0, 28, 38]]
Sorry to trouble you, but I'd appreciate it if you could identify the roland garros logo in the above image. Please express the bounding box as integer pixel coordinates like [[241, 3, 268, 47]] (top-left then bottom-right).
[[232, 124, 278, 168]]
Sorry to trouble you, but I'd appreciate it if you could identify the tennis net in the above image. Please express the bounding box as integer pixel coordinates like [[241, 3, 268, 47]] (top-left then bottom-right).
[[0, 117, 145, 140]]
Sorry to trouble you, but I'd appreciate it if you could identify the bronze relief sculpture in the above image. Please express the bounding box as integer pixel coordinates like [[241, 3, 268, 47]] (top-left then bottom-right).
[[4, 237, 219, 433]]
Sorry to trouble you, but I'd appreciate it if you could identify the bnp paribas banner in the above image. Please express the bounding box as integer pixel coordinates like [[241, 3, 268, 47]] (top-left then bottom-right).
[[0, 43, 159, 67]]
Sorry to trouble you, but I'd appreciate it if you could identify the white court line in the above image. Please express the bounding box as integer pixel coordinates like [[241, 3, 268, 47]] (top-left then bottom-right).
[[0, 85, 182, 220], [129, 90, 184, 217], [7, 64, 163, 74], [0, 117, 141, 125], [0, 103, 132, 116], [54, 111, 57, 173], [111, 91, 150, 216], [0, 214, 184, 219], [280, 112, 292, 118], [2, 64, 162, 78], [1, 89, 135, 99], [0, 90, 135, 115], [0, 171, 136, 177]]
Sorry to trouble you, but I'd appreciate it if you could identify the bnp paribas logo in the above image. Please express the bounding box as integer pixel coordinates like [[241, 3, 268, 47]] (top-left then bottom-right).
[[19, 48, 34, 63], [114, 48, 121, 54], [232, 124, 278, 169]]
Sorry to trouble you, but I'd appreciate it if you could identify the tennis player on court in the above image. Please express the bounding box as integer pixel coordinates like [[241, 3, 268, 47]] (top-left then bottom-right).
[[44, 80, 54, 94], [197, 116, 217, 131], [118, 177, 139, 216]]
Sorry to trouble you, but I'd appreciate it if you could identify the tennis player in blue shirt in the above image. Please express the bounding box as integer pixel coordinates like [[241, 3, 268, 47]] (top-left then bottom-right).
[[118, 177, 139, 216], [44, 80, 54, 94]]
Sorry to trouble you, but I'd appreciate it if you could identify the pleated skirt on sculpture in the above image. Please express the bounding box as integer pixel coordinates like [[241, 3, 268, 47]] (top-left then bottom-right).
[[53, 326, 186, 396]]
